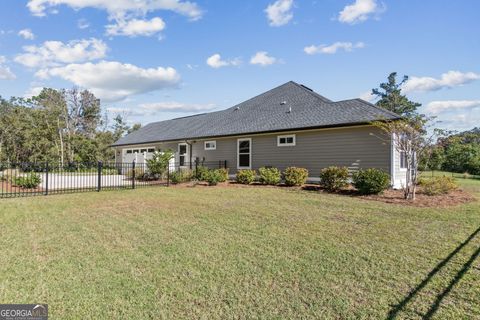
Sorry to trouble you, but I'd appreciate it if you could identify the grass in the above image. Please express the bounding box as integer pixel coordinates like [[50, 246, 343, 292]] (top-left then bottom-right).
[[0, 180, 479, 319]]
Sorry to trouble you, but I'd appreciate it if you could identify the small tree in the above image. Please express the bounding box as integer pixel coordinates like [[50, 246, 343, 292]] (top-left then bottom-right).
[[146, 150, 174, 178], [373, 117, 445, 200]]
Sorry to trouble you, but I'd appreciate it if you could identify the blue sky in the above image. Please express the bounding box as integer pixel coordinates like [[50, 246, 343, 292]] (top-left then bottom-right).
[[0, 0, 479, 131]]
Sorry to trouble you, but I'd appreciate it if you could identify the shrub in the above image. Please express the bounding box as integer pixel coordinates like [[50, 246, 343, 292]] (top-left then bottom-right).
[[283, 167, 308, 186], [13, 173, 41, 189], [236, 169, 256, 184], [258, 167, 281, 185], [419, 176, 458, 196], [319, 166, 349, 191], [195, 166, 210, 181], [146, 150, 174, 176], [204, 169, 225, 186], [170, 169, 193, 184], [352, 168, 390, 195], [216, 168, 229, 183]]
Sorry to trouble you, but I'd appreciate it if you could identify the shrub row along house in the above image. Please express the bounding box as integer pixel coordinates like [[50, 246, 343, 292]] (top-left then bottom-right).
[[112, 81, 406, 188]]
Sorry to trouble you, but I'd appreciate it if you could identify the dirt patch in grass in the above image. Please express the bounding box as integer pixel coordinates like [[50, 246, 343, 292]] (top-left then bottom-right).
[[169, 181, 476, 208], [359, 188, 475, 207]]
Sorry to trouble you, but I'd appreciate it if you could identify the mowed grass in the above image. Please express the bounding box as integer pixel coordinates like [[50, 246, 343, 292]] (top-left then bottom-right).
[[0, 180, 479, 319]]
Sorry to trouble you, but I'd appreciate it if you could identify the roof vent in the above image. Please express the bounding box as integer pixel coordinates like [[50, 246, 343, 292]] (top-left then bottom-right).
[[235, 106, 240, 110], [287, 106, 292, 113], [280, 101, 287, 105]]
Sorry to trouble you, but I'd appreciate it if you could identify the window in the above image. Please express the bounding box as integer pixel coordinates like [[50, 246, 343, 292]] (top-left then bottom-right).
[[126, 150, 132, 154], [140, 149, 147, 153], [147, 148, 155, 153], [178, 143, 188, 167], [400, 151, 407, 169], [277, 134, 296, 147], [204, 141, 216, 150], [133, 149, 139, 153], [237, 138, 251, 169]]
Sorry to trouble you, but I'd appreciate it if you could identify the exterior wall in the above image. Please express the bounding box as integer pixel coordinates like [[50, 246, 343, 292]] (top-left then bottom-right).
[[115, 125, 394, 183], [192, 125, 392, 179], [392, 135, 408, 189]]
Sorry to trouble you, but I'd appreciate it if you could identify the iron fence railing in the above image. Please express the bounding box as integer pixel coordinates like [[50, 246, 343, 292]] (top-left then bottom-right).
[[0, 160, 228, 198]]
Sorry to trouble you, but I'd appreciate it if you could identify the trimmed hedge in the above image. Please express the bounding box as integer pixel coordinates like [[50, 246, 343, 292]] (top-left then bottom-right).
[[236, 169, 256, 184], [258, 167, 281, 185], [352, 168, 390, 195], [319, 166, 349, 191], [419, 176, 458, 196], [283, 167, 308, 186]]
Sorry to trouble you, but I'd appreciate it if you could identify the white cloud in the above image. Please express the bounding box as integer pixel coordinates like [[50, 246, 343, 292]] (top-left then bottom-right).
[[15, 38, 108, 68], [206, 54, 241, 68], [304, 42, 365, 55], [250, 51, 278, 66], [265, 0, 294, 27], [24, 86, 45, 98], [36, 60, 180, 102], [106, 17, 165, 37], [18, 28, 35, 40], [27, 0, 203, 20], [359, 90, 376, 102], [402, 71, 480, 93], [140, 101, 217, 113], [338, 0, 383, 24], [426, 100, 480, 114], [0, 56, 16, 80], [77, 19, 90, 29]]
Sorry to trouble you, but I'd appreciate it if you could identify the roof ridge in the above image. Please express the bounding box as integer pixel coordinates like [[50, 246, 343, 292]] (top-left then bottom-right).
[[288, 81, 332, 103], [353, 98, 402, 118], [227, 81, 297, 110]]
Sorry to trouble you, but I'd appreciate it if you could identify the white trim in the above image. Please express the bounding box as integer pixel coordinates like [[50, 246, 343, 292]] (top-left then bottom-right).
[[237, 138, 252, 169], [277, 134, 296, 147], [390, 133, 395, 186], [204, 140, 216, 150], [178, 143, 188, 167]]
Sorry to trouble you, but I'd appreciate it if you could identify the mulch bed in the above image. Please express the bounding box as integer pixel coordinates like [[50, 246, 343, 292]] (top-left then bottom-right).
[[169, 181, 476, 208], [0, 181, 43, 195]]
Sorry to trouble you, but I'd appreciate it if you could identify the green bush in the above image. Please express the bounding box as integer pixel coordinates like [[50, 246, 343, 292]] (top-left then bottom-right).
[[236, 169, 256, 184], [170, 169, 193, 184], [204, 169, 225, 186], [352, 169, 390, 195], [319, 166, 349, 191], [216, 168, 229, 183], [146, 150, 174, 176], [283, 167, 308, 186], [195, 166, 210, 181], [419, 176, 458, 196], [258, 167, 281, 185], [13, 173, 41, 189]]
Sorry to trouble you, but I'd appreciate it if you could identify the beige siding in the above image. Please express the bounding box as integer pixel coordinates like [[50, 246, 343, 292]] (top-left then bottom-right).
[[116, 125, 392, 179], [190, 126, 391, 177]]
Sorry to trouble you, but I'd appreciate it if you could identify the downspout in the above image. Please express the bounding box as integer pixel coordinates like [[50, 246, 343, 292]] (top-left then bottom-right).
[[185, 140, 193, 169]]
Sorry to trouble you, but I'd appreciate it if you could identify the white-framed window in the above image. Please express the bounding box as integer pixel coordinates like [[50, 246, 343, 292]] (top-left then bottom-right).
[[400, 151, 407, 170], [237, 138, 251, 169], [204, 141, 216, 150], [178, 143, 188, 167], [277, 134, 296, 147]]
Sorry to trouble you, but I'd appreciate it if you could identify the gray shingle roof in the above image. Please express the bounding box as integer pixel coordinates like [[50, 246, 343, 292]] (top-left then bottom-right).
[[112, 81, 400, 146]]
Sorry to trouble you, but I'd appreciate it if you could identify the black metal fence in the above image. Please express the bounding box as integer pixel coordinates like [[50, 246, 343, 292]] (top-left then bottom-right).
[[0, 160, 228, 199]]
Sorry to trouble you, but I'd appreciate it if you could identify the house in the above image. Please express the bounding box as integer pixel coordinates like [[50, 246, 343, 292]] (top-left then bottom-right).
[[112, 81, 406, 187]]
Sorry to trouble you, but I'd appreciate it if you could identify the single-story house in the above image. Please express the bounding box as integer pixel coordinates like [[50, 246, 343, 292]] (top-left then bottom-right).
[[112, 81, 406, 188]]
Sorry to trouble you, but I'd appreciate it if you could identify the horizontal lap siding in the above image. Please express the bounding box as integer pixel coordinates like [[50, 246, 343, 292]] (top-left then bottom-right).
[[191, 126, 391, 177]]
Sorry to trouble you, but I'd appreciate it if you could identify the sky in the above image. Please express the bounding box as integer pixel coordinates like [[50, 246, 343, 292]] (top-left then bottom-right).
[[0, 0, 479, 131]]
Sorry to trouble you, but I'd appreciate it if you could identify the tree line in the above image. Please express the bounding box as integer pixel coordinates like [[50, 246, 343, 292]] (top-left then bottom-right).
[[0, 88, 140, 165]]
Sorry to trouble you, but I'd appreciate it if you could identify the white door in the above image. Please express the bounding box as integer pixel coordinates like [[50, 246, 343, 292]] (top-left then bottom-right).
[[178, 143, 189, 167]]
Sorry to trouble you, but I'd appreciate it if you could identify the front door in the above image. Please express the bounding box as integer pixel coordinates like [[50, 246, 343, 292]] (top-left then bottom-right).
[[178, 143, 188, 167]]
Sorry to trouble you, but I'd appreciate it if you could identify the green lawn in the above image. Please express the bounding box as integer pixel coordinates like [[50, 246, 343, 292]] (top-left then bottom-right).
[[0, 180, 479, 319]]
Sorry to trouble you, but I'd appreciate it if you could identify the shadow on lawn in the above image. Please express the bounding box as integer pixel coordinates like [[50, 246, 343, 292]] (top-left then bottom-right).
[[388, 226, 480, 320]]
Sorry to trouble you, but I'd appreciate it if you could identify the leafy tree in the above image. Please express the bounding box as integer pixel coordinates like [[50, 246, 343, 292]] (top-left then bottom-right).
[[372, 72, 421, 117]]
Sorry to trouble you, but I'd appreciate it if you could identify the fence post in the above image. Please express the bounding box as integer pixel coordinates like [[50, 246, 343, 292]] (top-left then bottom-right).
[[45, 162, 49, 196], [97, 161, 102, 192], [167, 165, 170, 187], [224, 160, 227, 169], [132, 161, 136, 189]]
